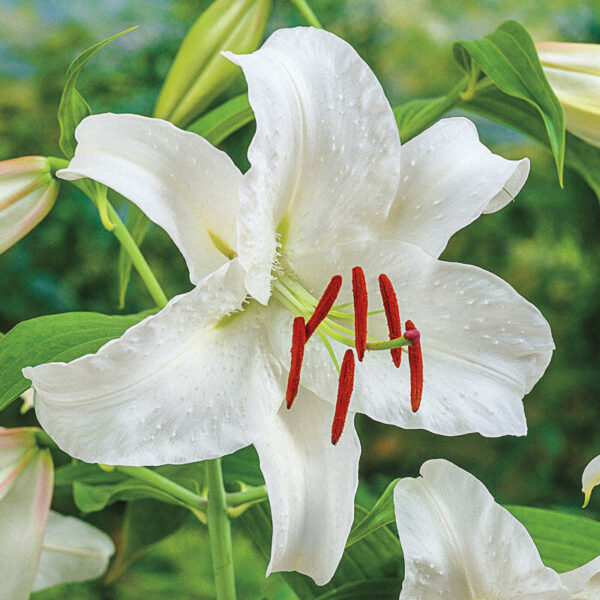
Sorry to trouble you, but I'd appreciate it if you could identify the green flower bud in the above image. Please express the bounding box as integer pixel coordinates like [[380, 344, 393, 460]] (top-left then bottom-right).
[[155, 0, 271, 128], [0, 156, 59, 254]]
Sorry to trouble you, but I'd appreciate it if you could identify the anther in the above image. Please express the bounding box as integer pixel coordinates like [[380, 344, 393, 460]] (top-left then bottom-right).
[[378, 274, 402, 367], [352, 266, 368, 361], [331, 349, 355, 445], [404, 320, 423, 412], [305, 275, 342, 341], [286, 316, 306, 409]]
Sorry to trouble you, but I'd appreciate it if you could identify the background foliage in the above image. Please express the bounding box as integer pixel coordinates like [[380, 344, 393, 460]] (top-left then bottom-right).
[[1, 0, 599, 597]]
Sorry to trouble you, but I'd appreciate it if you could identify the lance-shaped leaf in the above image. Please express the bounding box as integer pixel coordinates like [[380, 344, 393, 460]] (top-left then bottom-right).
[[454, 20, 565, 184], [460, 85, 600, 201], [0, 310, 151, 412]]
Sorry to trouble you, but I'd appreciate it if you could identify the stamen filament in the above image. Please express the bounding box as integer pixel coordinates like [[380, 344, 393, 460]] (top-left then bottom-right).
[[378, 274, 403, 368], [404, 320, 423, 412], [305, 275, 342, 340], [352, 266, 368, 361], [331, 349, 355, 445], [286, 317, 307, 409], [317, 331, 340, 374]]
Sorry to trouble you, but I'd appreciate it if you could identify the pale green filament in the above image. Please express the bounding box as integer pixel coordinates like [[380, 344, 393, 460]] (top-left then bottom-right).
[[272, 274, 413, 374]]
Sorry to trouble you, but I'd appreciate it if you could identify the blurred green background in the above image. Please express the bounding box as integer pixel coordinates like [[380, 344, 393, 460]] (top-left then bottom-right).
[[1, 0, 600, 598]]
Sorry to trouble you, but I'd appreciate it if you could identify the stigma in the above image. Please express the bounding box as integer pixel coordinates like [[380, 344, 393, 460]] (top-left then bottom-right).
[[281, 267, 424, 443]]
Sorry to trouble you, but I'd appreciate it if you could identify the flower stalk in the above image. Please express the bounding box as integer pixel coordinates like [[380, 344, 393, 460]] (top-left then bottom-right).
[[206, 458, 237, 600]]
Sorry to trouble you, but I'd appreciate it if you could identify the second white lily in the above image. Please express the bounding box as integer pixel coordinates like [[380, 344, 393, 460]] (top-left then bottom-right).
[[24, 27, 553, 584], [394, 459, 600, 599]]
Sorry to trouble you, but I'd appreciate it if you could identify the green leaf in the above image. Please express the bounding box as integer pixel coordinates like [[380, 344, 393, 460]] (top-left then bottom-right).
[[0, 310, 151, 411], [346, 478, 400, 547], [454, 20, 565, 184], [187, 93, 254, 146], [241, 502, 402, 599], [105, 499, 190, 584], [58, 27, 137, 159], [460, 86, 600, 201], [73, 479, 181, 512], [117, 203, 152, 308], [508, 505, 600, 573], [393, 80, 466, 142]]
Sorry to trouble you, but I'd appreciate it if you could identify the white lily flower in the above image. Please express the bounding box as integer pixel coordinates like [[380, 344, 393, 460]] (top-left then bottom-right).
[[394, 459, 600, 599], [581, 454, 600, 508], [0, 428, 114, 598], [23, 27, 553, 584]]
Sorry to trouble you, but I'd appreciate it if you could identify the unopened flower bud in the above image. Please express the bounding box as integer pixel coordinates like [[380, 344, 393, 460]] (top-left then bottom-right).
[[537, 42, 600, 147], [155, 0, 271, 128], [0, 156, 59, 254]]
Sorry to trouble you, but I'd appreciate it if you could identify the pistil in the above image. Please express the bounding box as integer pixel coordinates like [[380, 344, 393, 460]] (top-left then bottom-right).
[[404, 321, 423, 412]]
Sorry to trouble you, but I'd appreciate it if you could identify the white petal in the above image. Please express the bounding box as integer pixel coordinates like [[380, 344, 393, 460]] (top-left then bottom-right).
[[284, 240, 553, 437], [561, 555, 600, 598], [581, 454, 600, 508], [225, 27, 401, 303], [382, 117, 529, 258], [32, 511, 115, 592], [0, 447, 53, 600], [254, 388, 360, 585], [394, 459, 570, 599], [25, 261, 284, 465], [58, 113, 241, 284]]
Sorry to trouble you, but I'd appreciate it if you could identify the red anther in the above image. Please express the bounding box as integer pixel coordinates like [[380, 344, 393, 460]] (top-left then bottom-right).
[[286, 316, 306, 409], [331, 349, 356, 445], [305, 275, 343, 341], [404, 319, 423, 413], [378, 274, 402, 367], [352, 266, 368, 361]]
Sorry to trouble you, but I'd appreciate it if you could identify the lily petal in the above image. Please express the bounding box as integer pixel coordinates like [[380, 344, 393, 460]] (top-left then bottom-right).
[[25, 261, 283, 465], [225, 27, 401, 303], [254, 388, 360, 585], [32, 511, 115, 592], [0, 179, 58, 254], [581, 454, 600, 508], [381, 117, 529, 258], [561, 555, 600, 599], [284, 240, 553, 437], [0, 439, 53, 600], [394, 459, 570, 599], [58, 113, 241, 284]]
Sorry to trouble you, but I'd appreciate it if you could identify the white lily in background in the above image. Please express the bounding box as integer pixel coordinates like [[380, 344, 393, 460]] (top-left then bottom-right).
[[0, 427, 114, 599], [394, 459, 600, 599], [0, 156, 59, 254], [581, 454, 600, 508], [24, 27, 553, 584], [536, 42, 600, 148]]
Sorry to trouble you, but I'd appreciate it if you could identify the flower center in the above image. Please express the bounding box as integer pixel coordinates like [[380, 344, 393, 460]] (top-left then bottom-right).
[[274, 267, 423, 444]]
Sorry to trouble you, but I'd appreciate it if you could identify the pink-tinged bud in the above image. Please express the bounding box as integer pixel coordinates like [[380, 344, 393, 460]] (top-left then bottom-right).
[[536, 42, 600, 148], [0, 427, 53, 598], [0, 156, 59, 254]]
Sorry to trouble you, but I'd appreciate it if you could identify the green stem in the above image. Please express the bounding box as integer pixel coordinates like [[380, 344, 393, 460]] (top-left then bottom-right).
[[48, 156, 168, 309], [289, 0, 322, 28], [206, 458, 237, 600], [226, 484, 268, 507], [116, 465, 207, 510], [105, 202, 168, 309]]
